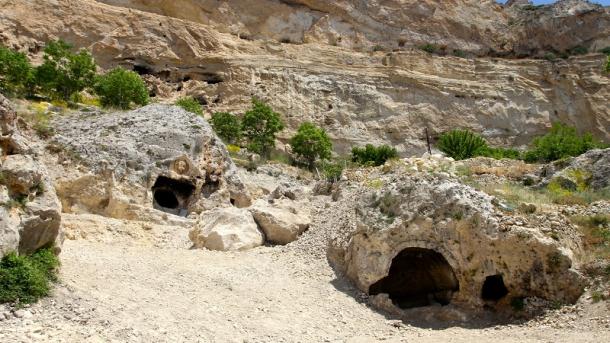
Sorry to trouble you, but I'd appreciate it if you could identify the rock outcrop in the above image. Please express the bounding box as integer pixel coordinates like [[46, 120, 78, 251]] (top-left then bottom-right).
[[330, 171, 586, 313], [0, 94, 62, 256], [49, 104, 252, 221], [0, 0, 607, 156], [189, 206, 264, 251], [538, 148, 610, 191]]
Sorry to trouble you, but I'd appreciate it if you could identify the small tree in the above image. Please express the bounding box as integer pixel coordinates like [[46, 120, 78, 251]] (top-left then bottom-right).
[[241, 99, 284, 155], [524, 123, 606, 162], [290, 122, 332, 168], [0, 46, 33, 97], [94, 67, 149, 109], [351, 144, 398, 166], [175, 96, 203, 116], [211, 111, 242, 144], [35, 40, 96, 101]]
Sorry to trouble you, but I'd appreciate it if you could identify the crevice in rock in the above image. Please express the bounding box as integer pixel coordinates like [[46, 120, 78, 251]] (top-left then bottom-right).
[[369, 247, 459, 309]]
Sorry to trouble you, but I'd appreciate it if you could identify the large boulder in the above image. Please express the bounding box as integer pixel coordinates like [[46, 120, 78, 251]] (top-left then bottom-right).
[[539, 148, 610, 191], [249, 199, 311, 245], [1, 155, 44, 195], [50, 104, 251, 221], [189, 207, 264, 251]]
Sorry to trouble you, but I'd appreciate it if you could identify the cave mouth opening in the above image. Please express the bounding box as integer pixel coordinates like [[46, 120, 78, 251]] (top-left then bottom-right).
[[369, 247, 459, 309], [152, 176, 195, 216], [481, 274, 509, 302]]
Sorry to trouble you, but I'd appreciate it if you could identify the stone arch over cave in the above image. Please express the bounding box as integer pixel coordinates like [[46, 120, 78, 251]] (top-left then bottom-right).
[[151, 176, 195, 217], [369, 247, 459, 309]]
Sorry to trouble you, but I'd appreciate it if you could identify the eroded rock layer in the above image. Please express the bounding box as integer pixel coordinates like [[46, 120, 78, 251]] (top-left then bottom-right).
[[0, 0, 608, 155]]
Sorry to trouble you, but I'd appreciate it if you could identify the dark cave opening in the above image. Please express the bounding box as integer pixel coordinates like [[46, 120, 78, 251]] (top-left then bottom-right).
[[133, 64, 153, 76], [151, 176, 195, 216], [481, 274, 509, 302], [369, 248, 459, 309]]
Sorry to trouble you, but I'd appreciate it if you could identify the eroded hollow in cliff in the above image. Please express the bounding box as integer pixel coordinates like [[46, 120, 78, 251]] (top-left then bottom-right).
[[481, 274, 509, 302], [369, 248, 459, 309], [152, 176, 195, 217]]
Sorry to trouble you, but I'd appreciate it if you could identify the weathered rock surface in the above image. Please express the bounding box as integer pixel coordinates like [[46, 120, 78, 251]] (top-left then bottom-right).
[[96, 0, 610, 56], [330, 172, 586, 312], [250, 199, 311, 245], [0, 94, 63, 256], [0, 0, 607, 156], [189, 207, 264, 251], [539, 148, 610, 191], [49, 104, 251, 221]]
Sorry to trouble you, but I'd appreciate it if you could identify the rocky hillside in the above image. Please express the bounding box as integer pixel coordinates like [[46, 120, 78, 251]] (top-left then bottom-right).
[[0, 0, 608, 155]]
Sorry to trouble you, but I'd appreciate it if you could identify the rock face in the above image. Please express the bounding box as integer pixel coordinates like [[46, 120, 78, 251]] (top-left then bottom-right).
[[330, 173, 585, 312], [0, 0, 607, 156], [189, 207, 264, 251], [538, 148, 610, 191], [0, 94, 62, 256], [250, 199, 311, 245], [49, 104, 251, 220], [96, 0, 610, 56]]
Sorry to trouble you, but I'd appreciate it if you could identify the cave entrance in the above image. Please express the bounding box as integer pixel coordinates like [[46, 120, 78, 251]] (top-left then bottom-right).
[[369, 248, 459, 309], [152, 176, 195, 217], [481, 274, 508, 302]]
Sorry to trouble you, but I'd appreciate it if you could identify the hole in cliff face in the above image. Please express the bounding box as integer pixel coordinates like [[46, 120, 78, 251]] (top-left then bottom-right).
[[133, 64, 153, 76], [481, 275, 508, 302], [152, 176, 195, 217], [369, 248, 459, 309]]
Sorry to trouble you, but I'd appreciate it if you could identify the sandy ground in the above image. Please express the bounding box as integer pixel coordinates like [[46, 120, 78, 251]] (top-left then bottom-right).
[[1, 217, 609, 343]]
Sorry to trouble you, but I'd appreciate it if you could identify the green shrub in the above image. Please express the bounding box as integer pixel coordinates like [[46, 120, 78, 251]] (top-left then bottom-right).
[[94, 67, 149, 109], [600, 47, 610, 55], [569, 46, 588, 56], [322, 161, 344, 182], [606, 56, 610, 73], [211, 112, 242, 144], [419, 44, 438, 54], [35, 40, 96, 101], [351, 144, 398, 166], [0, 248, 59, 305], [453, 49, 466, 58], [175, 96, 203, 116], [479, 146, 521, 160], [241, 99, 284, 156], [0, 46, 33, 96], [437, 129, 488, 160], [523, 123, 606, 163], [543, 52, 557, 61], [290, 122, 332, 167]]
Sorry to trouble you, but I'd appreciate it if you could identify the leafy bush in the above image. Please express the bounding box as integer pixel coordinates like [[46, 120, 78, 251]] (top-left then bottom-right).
[[35, 40, 96, 101], [437, 129, 488, 160], [479, 146, 521, 160], [606, 56, 610, 73], [0, 248, 59, 305], [419, 44, 438, 54], [600, 47, 610, 55], [569, 46, 588, 56], [351, 144, 398, 166], [0, 46, 33, 96], [322, 161, 344, 182], [453, 50, 466, 58], [211, 112, 242, 144], [523, 123, 606, 163], [241, 99, 284, 156], [543, 52, 557, 61], [290, 122, 332, 167], [175, 96, 203, 116], [94, 67, 149, 109]]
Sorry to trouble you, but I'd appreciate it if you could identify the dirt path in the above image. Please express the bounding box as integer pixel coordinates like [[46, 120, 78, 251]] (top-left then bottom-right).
[[1, 230, 608, 342]]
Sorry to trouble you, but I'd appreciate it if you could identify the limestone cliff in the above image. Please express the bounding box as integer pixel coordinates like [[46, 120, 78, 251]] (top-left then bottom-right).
[[0, 0, 608, 155]]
